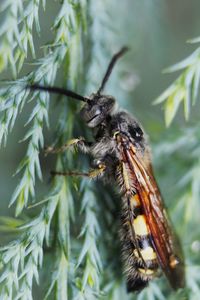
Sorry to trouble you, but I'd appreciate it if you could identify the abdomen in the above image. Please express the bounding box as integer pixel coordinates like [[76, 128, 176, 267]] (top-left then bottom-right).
[[121, 193, 159, 292], [117, 160, 159, 292]]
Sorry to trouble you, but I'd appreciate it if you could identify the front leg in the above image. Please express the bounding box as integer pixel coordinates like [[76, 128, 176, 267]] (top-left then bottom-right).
[[45, 137, 92, 155]]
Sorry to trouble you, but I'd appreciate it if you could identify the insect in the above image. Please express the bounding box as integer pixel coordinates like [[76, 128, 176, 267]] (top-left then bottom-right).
[[29, 47, 185, 292]]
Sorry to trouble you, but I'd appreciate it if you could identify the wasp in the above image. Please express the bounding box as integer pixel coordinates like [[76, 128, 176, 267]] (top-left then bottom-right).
[[29, 47, 185, 292]]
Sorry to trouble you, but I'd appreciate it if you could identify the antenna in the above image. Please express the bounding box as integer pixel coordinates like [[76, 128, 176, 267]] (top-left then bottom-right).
[[97, 46, 129, 95], [28, 47, 128, 102], [28, 84, 90, 102]]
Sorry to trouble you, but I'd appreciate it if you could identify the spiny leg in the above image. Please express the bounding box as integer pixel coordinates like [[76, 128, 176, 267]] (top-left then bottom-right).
[[51, 163, 106, 179], [45, 137, 92, 155]]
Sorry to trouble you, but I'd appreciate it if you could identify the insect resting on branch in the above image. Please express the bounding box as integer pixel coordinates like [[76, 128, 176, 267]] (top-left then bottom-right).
[[28, 47, 185, 292]]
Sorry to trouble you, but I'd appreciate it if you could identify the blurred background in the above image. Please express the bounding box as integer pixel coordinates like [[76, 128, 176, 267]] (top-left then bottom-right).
[[0, 0, 200, 299]]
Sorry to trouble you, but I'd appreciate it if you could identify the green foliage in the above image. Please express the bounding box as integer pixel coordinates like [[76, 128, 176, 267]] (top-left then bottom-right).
[[154, 39, 200, 126], [0, 0, 45, 76], [153, 39, 200, 300], [154, 38, 200, 300], [0, 1, 200, 300], [0, 0, 99, 299]]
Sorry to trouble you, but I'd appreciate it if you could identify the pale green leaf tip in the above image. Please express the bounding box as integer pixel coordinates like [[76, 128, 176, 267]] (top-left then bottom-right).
[[152, 98, 162, 105], [165, 111, 173, 128], [153, 96, 167, 105], [165, 120, 171, 128], [185, 112, 189, 121], [162, 66, 179, 74], [15, 205, 24, 218], [187, 37, 200, 44], [162, 68, 170, 74]]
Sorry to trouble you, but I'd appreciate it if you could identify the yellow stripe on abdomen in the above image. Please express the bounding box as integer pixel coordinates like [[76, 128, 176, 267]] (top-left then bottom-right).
[[132, 213, 157, 265], [134, 246, 157, 260], [138, 268, 154, 275], [133, 215, 149, 236]]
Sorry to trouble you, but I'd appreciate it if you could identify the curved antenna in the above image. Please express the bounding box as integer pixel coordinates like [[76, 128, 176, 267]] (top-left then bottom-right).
[[97, 46, 129, 95], [27, 84, 90, 102]]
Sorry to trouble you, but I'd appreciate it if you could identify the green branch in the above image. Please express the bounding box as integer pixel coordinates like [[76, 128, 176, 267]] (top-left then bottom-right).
[[154, 41, 200, 126]]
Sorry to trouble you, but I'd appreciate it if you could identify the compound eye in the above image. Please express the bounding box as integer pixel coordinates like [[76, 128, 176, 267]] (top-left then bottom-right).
[[128, 125, 143, 141], [135, 126, 143, 138]]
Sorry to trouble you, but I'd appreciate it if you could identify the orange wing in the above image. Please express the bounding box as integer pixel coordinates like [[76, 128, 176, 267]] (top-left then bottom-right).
[[123, 143, 185, 289]]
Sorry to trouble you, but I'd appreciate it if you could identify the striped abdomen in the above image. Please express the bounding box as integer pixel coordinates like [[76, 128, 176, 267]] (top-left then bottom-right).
[[119, 162, 159, 291]]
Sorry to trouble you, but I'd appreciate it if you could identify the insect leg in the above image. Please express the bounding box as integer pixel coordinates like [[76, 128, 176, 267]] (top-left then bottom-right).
[[51, 163, 106, 179], [45, 137, 92, 155]]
